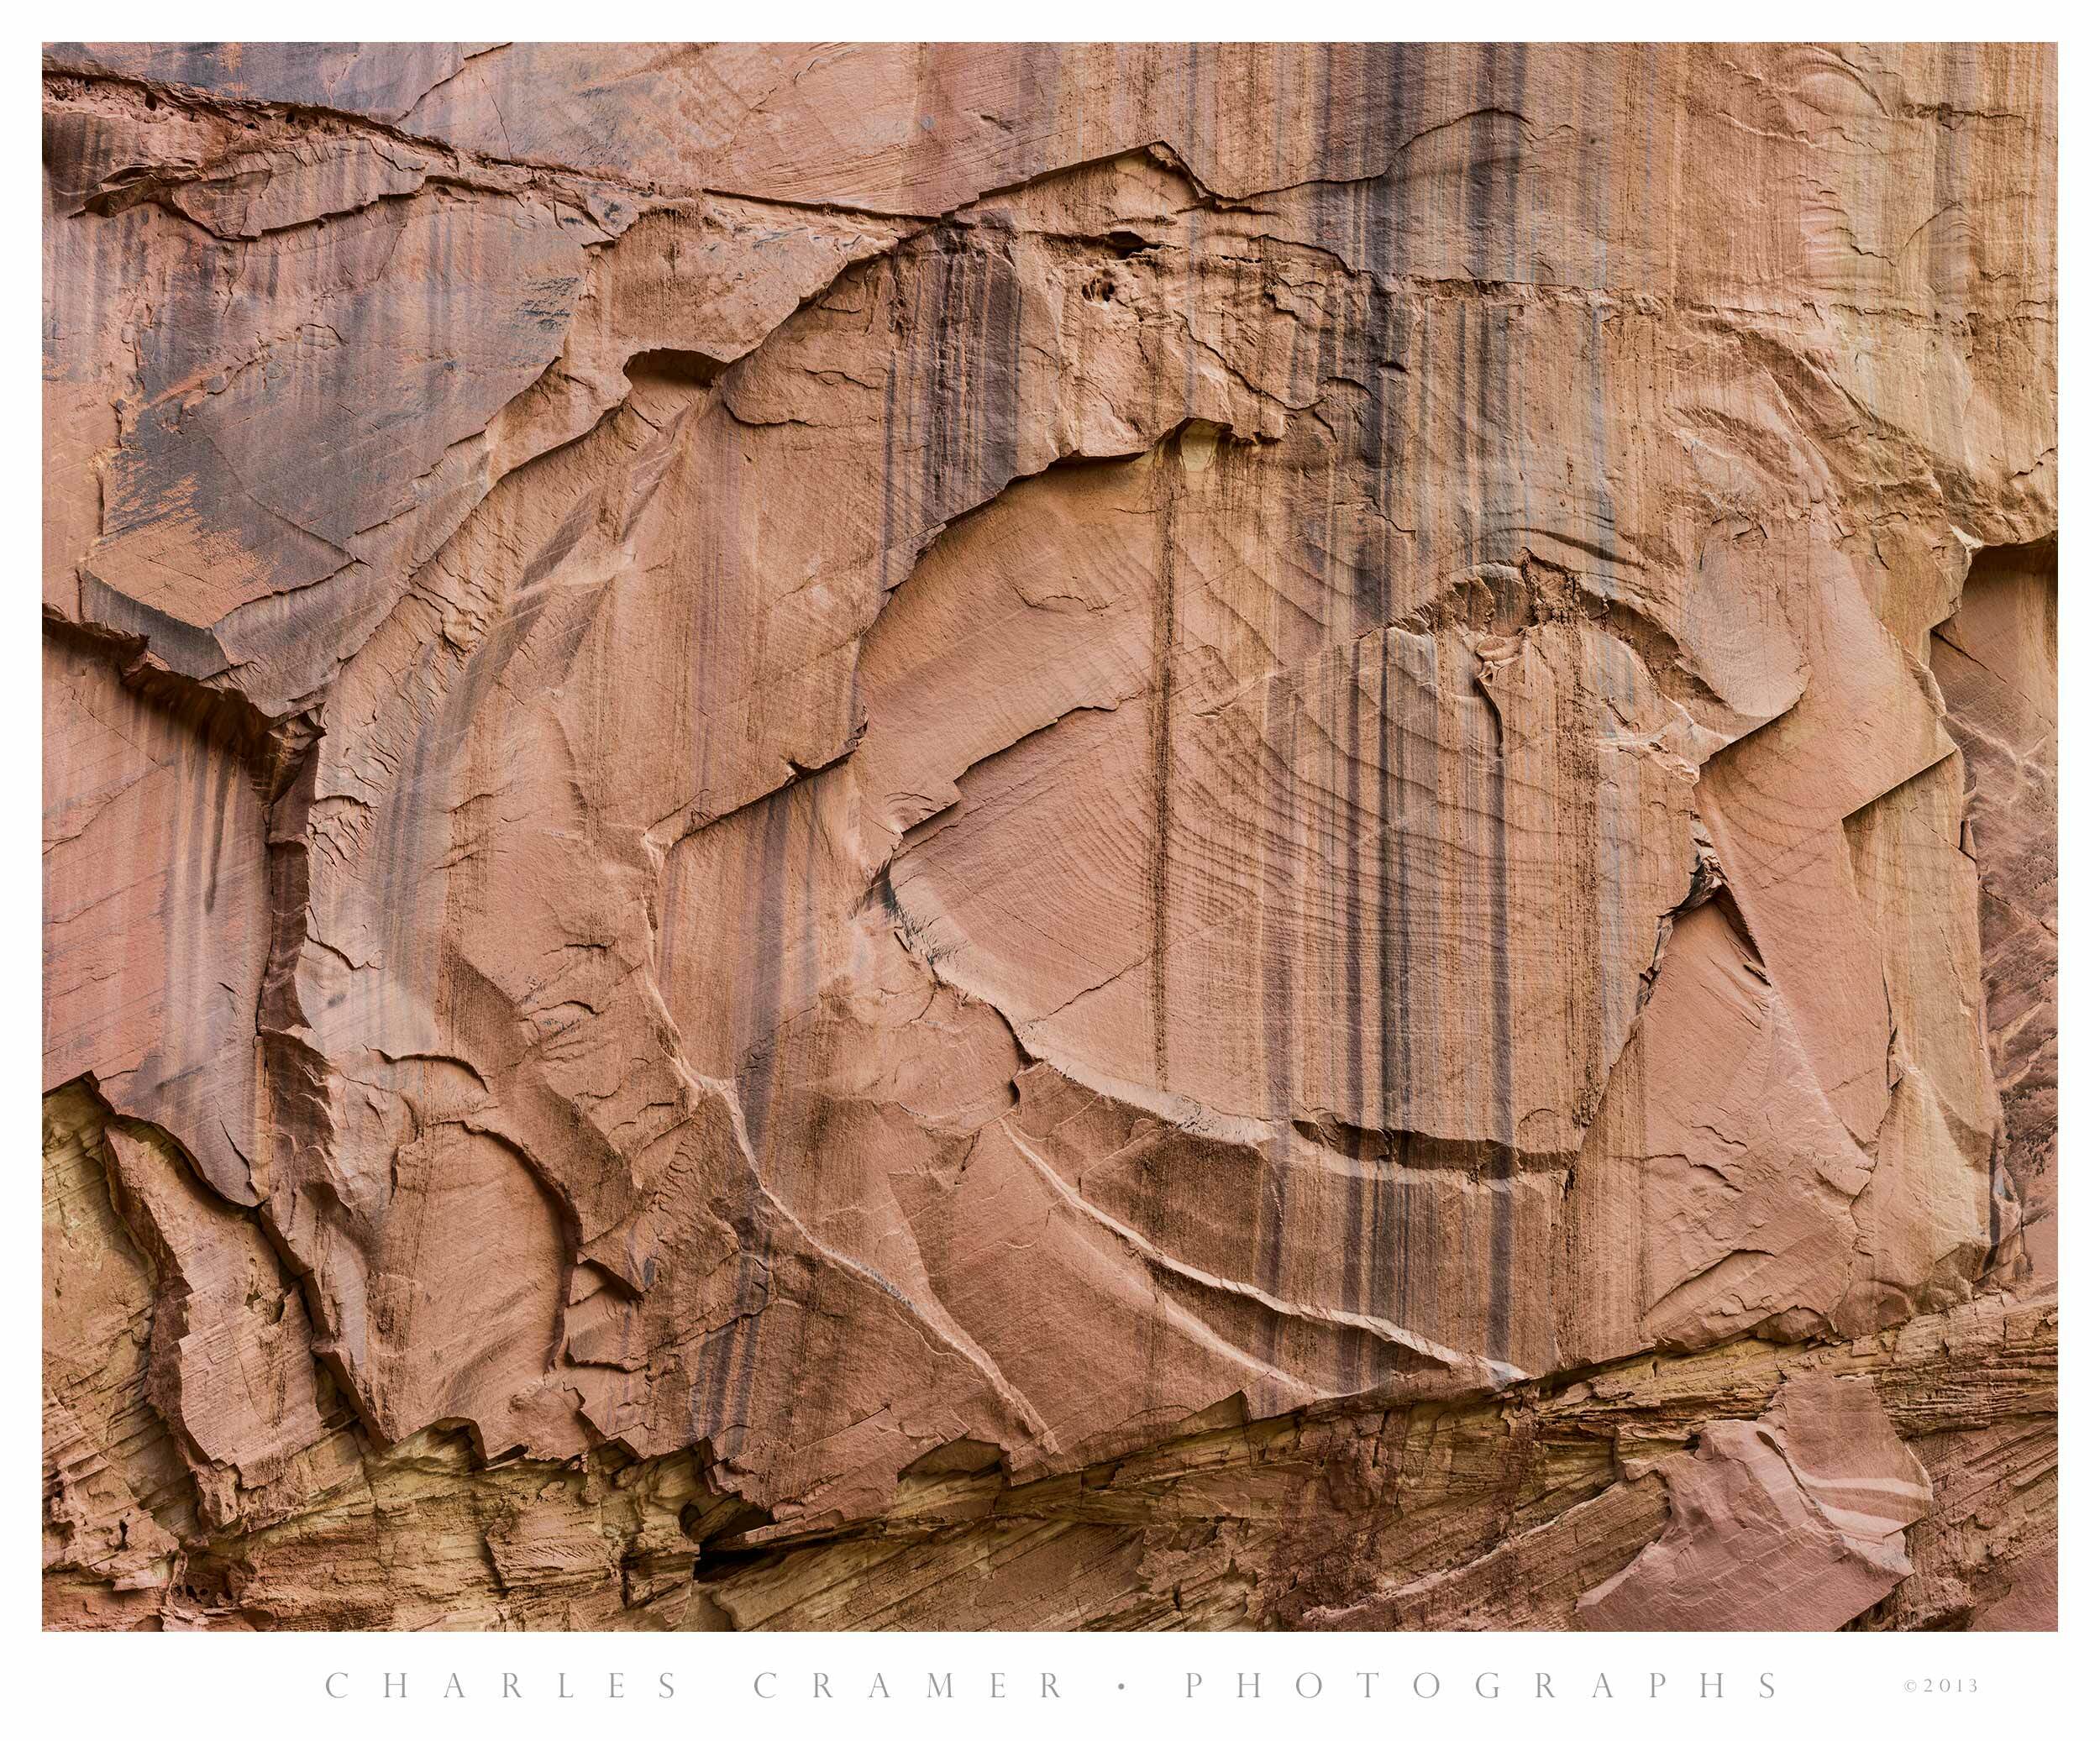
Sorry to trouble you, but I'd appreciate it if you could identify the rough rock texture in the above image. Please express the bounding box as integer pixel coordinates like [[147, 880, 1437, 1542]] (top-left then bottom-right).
[[1573, 1376, 1934, 1631], [43, 42, 2055, 1631]]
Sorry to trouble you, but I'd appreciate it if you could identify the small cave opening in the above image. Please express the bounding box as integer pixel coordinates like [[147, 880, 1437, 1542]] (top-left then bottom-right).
[[623, 348, 727, 390]]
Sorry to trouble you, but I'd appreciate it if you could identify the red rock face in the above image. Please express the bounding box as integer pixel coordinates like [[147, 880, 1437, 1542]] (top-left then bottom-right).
[[1576, 1377, 1935, 1632], [43, 43, 2055, 1631]]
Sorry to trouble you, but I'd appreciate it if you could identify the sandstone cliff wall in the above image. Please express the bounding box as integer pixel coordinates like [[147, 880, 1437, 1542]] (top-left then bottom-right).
[[42, 41, 2055, 1631]]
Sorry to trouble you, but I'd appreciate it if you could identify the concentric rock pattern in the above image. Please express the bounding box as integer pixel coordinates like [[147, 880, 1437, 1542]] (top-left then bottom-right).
[[43, 42, 2055, 1631]]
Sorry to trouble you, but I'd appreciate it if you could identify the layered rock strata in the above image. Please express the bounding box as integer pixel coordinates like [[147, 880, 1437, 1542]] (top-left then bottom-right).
[[43, 41, 2056, 1631]]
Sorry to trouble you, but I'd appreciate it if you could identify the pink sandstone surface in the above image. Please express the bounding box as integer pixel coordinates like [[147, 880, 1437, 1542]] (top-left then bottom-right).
[[42, 40, 2055, 1631]]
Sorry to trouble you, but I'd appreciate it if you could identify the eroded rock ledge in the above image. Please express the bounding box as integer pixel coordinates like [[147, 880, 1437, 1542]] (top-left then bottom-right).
[[44, 42, 2055, 1630], [45, 1079, 2055, 1630]]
